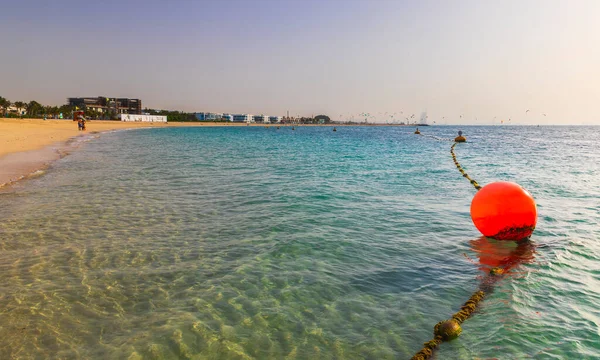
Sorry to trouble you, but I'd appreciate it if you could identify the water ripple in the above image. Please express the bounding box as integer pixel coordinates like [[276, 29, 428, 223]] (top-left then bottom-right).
[[0, 126, 598, 359]]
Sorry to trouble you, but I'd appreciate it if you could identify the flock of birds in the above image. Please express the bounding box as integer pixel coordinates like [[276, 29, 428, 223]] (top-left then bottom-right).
[[335, 110, 547, 124]]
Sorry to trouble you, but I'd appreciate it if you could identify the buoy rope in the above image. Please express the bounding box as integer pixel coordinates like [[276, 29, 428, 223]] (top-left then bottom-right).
[[416, 132, 454, 142], [411, 137, 492, 360], [411, 290, 487, 360], [450, 143, 482, 191]]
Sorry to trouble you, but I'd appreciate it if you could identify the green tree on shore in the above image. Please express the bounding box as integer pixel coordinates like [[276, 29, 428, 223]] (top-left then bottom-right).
[[58, 105, 74, 118], [143, 108, 198, 122], [314, 115, 331, 124], [26, 100, 43, 117], [42, 105, 61, 117], [0, 97, 11, 116]]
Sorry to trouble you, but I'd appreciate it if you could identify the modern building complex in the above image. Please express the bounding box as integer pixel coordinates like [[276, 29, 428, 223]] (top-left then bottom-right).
[[119, 114, 167, 122], [232, 114, 253, 123], [195, 112, 223, 121], [68, 97, 142, 115], [194, 112, 281, 123], [253, 115, 268, 123]]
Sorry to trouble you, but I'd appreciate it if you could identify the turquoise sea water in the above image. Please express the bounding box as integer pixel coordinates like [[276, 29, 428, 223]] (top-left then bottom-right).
[[0, 126, 598, 359]]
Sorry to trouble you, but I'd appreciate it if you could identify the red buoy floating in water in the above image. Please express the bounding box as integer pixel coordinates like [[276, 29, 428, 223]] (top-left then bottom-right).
[[470, 181, 537, 240]]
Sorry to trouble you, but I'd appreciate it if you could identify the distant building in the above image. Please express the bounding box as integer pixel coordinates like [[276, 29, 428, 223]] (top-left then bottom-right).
[[7, 105, 25, 116], [233, 114, 253, 123], [120, 114, 167, 122], [222, 114, 233, 122], [195, 112, 223, 121], [253, 115, 268, 123], [68, 97, 142, 115], [269, 116, 282, 124]]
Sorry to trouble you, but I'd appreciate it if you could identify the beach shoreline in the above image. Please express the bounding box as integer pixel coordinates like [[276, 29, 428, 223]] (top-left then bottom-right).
[[0, 119, 155, 187], [0, 118, 412, 188]]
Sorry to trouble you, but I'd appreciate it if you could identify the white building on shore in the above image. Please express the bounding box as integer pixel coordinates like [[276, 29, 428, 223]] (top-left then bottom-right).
[[253, 115, 268, 123], [195, 112, 223, 121], [119, 114, 167, 122], [233, 114, 253, 123], [193, 112, 280, 123]]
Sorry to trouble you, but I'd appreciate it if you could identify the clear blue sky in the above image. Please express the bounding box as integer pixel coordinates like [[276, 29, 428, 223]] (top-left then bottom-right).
[[1, 0, 599, 124]]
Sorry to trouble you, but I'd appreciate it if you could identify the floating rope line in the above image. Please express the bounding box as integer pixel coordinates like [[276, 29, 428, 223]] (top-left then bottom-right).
[[411, 289, 488, 360], [450, 143, 482, 191], [410, 137, 491, 360], [418, 133, 454, 142]]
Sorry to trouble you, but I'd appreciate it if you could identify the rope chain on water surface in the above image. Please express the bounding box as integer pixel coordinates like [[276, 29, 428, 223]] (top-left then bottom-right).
[[411, 137, 493, 360], [416, 132, 455, 142], [450, 142, 482, 191]]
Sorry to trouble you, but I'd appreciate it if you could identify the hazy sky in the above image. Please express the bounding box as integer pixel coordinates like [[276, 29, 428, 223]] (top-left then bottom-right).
[[1, 0, 599, 124]]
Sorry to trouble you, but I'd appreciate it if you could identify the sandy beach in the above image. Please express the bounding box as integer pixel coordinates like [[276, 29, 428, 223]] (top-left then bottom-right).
[[0, 119, 265, 187], [0, 118, 278, 158]]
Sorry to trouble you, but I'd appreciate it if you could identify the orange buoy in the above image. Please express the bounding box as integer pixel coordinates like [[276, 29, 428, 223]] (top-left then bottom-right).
[[470, 181, 537, 240]]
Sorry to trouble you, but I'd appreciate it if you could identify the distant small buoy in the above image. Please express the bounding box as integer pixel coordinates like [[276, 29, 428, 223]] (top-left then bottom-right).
[[434, 319, 462, 341], [470, 181, 537, 240], [455, 130, 466, 142], [333, 127, 337, 132], [414, 127, 420, 134]]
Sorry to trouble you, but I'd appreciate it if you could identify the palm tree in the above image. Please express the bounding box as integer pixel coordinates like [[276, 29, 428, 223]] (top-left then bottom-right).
[[58, 105, 73, 119], [50, 106, 60, 118], [43, 105, 54, 115], [0, 97, 11, 116], [26, 100, 43, 117]]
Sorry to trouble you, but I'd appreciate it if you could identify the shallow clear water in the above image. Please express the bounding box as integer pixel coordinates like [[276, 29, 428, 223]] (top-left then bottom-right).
[[0, 126, 598, 359]]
